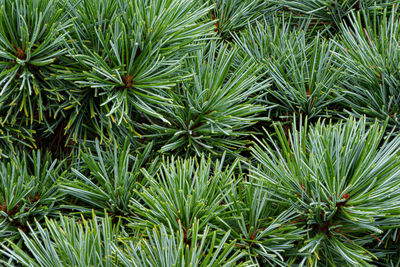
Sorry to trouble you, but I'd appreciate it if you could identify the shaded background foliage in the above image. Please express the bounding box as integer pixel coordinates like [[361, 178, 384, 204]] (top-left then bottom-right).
[[1, 0, 400, 266]]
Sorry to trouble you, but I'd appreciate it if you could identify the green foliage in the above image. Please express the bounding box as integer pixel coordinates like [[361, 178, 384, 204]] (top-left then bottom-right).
[[334, 6, 400, 130], [61, 139, 157, 216], [280, 0, 395, 33], [251, 117, 400, 265], [0, 0, 71, 127], [2, 0, 400, 265], [115, 220, 249, 267], [0, 116, 35, 157], [205, 0, 277, 37], [61, 0, 215, 142], [0, 151, 64, 243], [221, 180, 303, 265], [0, 213, 119, 266], [141, 42, 268, 156], [236, 18, 342, 120], [131, 155, 236, 236]]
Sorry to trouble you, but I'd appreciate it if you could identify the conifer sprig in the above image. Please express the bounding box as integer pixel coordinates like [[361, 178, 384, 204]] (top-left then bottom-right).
[[0, 0, 71, 125], [251, 117, 400, 265], [141, 42, 268, 156]]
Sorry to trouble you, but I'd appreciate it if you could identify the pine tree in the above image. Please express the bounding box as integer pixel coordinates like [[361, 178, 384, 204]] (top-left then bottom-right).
[[1, 0, 400, 266]]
